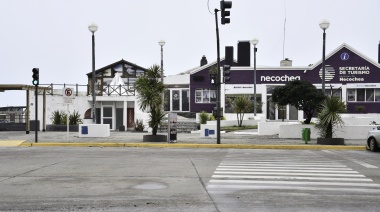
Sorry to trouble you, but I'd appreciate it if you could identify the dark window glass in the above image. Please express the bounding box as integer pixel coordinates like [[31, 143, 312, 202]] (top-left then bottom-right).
[[375, 89, 380, 102], [357, 89, 365, 101], [103, 107, 112, 117], [182, 90, 189, 111], [366, 88, 374, 101]]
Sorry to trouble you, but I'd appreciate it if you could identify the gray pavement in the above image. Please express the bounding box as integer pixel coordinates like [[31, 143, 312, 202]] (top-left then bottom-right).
[[0, 129, 366, 146]]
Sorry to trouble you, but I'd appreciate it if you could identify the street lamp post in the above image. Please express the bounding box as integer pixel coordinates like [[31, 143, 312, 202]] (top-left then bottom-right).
[[319, 19, 330, 94], [88, 23, 98, 124], [158, 40, 166, 83], [250, 38, 259, 116], [158, 40, 166, 112]]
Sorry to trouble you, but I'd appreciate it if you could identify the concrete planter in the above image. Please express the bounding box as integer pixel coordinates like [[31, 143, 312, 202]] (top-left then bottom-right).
[[46, 124, 79, 132], [317, 138, 345, 145], [143, 135, 167, 142]]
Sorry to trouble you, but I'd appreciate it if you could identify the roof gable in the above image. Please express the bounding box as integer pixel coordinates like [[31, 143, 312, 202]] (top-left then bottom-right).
[[310, 43, 380, 69], [86, 59, 148, 77]]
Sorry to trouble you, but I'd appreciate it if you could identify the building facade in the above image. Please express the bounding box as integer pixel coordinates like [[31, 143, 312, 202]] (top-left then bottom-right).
[[26, 42, 380, 131]]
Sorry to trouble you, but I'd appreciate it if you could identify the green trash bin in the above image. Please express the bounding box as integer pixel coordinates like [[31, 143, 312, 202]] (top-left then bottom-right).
[[301, 128, 306, 141], [304, 128, 310, 144]]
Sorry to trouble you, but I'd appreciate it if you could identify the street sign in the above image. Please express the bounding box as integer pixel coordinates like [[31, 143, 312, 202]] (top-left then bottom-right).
[[63, 88, 74, 104]]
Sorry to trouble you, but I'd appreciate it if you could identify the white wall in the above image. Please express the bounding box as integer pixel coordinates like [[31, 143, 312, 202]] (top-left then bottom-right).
[[258, 121, 299, 135], [279, 124, 376, 140], [29, 89, 143, 130]]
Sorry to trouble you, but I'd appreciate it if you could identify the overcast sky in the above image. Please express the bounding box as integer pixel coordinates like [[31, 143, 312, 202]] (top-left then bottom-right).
[[1, 0, 380, 107]]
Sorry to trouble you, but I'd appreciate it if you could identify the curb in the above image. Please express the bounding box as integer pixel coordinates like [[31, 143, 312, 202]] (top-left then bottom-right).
[[19, 142, 367, 150]]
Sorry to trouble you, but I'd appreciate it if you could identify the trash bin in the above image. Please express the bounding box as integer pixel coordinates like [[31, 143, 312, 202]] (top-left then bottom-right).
[[302, 128, 310, 144], [302, 128, 306, 141]]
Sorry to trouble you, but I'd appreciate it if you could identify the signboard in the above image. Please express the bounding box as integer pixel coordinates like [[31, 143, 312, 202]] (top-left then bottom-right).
[[63, 88, 74, 104], [167, 113, 177, 143]]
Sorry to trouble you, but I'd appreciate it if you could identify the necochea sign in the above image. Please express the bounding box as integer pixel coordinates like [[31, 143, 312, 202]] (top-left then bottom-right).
[[260, 75, 301, 82]]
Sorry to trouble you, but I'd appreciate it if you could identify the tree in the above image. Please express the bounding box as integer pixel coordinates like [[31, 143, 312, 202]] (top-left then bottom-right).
[[315, 96, 347, 138], [135, 64, 166, 135], [272, 80, 325, 124], [232, 95, 251, 127]]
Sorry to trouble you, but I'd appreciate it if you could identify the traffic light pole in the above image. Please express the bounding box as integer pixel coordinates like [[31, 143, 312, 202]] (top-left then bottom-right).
[[34, 85, 38, 143], [214, 8, 221, 144]]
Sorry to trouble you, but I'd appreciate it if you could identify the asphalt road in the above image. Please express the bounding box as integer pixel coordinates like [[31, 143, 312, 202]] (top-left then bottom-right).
[[0, 147, 379, 211]]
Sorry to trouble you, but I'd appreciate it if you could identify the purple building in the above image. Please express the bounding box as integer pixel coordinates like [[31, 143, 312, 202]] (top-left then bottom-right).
[[173, 42, 380, 121]]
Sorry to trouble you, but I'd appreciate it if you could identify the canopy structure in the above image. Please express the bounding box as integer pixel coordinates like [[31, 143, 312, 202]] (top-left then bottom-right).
[[0, 84, 51, 133]]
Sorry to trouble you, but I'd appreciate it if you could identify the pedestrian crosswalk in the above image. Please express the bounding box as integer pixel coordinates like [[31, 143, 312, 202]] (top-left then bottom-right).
[[207, 151, 380, 194]]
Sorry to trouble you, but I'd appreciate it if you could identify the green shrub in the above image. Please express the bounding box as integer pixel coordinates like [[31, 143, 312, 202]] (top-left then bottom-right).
[[134, 119, 145, 131], [209, 114, 226, 121], [50, 110, 65, 125], [355, 105, 365, 113], [69, 110, 82, 125], [198, 111, 209, 124]]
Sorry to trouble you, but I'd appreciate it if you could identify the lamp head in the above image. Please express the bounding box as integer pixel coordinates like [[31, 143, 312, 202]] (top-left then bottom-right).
[[158, 40, 166, 47], [88, 23, 98, 33], [319, 19, 330, 30], [250, 38, 259, 46]]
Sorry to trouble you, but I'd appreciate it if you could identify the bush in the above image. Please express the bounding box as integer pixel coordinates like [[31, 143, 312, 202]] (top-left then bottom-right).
[[50, 110, 65, 125], [134, 119, 145, 131], [69, 110, 83, 125], [209, 114, 226, 121], [198, 111, 209, 124], [51, 110, 82, 125]]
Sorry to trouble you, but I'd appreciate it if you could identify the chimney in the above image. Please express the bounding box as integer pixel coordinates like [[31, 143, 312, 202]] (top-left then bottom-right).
[[237, 41, 251, 66], [200, 55, 208, 67], [280, 58, 292, 67], [225, 46, 234, 66]]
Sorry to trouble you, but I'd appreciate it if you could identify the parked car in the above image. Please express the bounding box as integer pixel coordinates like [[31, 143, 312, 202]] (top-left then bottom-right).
[[0, 119, 9, 123], [367, 126, 380, 152]]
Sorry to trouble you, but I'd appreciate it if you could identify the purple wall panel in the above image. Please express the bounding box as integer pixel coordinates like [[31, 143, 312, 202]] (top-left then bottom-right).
[[190, 66, 217, 113], [347, 102, 380, 114], [225, 47, 380, 85]]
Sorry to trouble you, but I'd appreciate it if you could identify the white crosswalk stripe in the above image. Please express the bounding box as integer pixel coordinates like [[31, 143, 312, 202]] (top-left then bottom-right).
[[207, 152, 380, 194]]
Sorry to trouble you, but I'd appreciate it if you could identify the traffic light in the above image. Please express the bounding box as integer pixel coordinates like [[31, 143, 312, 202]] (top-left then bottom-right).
[[223, 65, 231, 82], [210, 73, 217, 85], [220, 0, 232, 25], [32, 68, 39, 85]]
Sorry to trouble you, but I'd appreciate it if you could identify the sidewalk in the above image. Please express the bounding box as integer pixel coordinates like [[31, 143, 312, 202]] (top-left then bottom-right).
[[0, 130, 367, 150]]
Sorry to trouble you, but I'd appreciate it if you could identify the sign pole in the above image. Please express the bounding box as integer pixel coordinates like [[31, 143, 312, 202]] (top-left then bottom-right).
[[63, 88, 74, 142], [67, 103, 69, 142]]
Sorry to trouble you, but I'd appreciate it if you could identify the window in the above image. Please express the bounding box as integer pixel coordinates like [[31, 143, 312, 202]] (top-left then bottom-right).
[[347, 88, 380, 102], [357, 89, 365, 101], [376, 89, 380, 102], [195, 89, 216, 103], [347, 89, 356, 102], [366, 89, 374, 101]]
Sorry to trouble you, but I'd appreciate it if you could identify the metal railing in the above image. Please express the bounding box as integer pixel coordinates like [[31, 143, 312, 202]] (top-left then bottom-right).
[[38, 83, 136, 96]]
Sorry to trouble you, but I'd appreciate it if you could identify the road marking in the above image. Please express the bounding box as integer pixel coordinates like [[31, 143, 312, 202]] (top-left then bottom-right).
[[207, 184, 380, 194], [208, 152, 380, 194], [216, 168, 359, 173], [351, 159, 378, 169], [211, 175, 372, 181], [209, 179, 380, 187], [214, 171, 364, 177], [322, 150, 378, 169], [0, 140, 24, 147]]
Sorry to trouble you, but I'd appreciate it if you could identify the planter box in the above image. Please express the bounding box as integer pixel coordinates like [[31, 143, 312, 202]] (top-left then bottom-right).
[[46, 124, 79, 132], [317, 138, 345, 145], [143, 135, 167, 142], [79, 124, 110, 137]]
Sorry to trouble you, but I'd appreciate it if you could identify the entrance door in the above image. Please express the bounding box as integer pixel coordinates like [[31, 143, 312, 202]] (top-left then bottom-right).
[[127, 108, 134, 128], [172, 90, 180, 111], [102, 107, 113, 129]]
